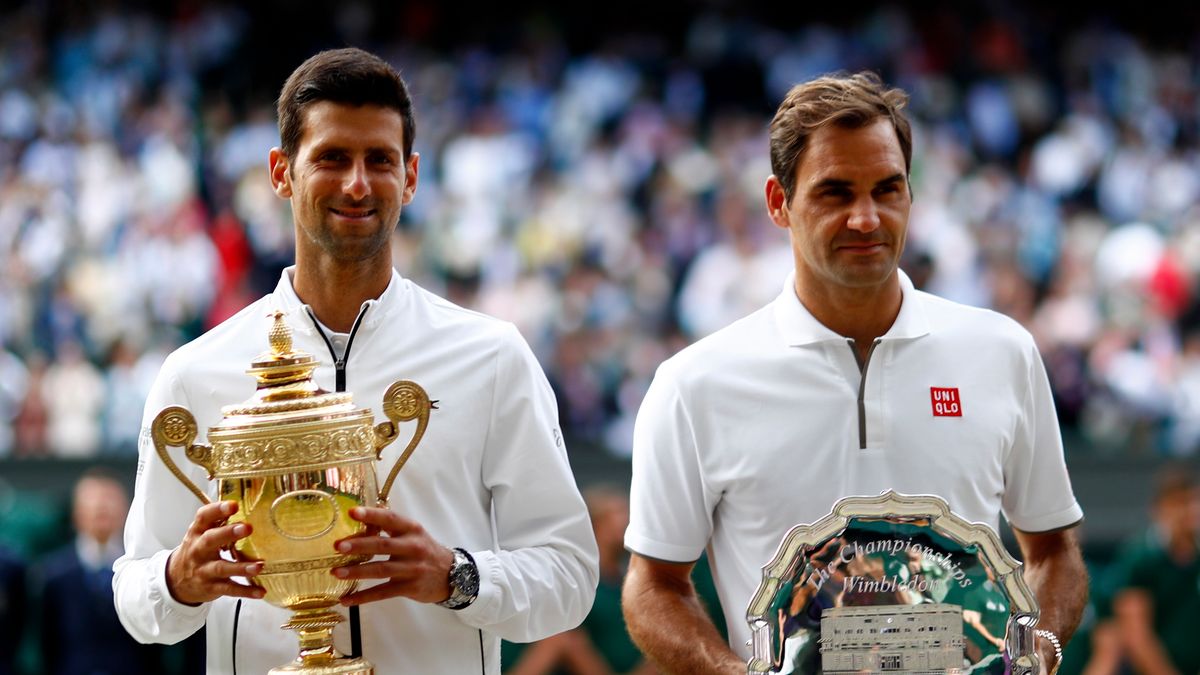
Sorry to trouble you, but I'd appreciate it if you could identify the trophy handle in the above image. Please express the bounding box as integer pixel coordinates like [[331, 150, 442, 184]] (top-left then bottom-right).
[[374, 381, 436, 505], [151, 406, 213, 505]]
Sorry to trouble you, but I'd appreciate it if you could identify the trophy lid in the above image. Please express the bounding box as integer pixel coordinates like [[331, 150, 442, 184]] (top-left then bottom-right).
[[218, 311, 354, 421]]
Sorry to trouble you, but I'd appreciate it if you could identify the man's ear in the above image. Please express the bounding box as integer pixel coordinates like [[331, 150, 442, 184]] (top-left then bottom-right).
[[765, 175, 791, 230], [401, 151, 420, 205], [268, 147, 292, 199]]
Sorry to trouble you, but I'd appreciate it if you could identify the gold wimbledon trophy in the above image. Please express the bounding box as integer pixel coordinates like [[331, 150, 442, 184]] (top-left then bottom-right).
[[151, 311, 434, 675]]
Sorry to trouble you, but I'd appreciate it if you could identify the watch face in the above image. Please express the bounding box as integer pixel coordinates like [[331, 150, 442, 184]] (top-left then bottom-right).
[[454, 560, 480, 597]]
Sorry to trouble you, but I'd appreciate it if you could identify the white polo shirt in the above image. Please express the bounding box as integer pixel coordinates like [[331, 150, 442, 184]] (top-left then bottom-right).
[[625, 270, 1082, 659]]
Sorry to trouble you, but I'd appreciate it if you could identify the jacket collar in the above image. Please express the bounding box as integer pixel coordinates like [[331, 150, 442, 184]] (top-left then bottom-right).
[[773, 268, 931, 347], [271, 266, 408, 336]]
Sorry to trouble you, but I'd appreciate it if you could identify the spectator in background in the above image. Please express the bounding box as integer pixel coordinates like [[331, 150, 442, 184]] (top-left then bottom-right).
[[11, 352, 49, 458], [42, 340, 104, 458], [101, 338, 153, 456], [0, 544, 26, 675], [39, 469, 162, 674], [0, 347, 28, 457], [1168, 326, 1200, 456], [1109, 466, 1200, 674], [676, 190, 792, 340]]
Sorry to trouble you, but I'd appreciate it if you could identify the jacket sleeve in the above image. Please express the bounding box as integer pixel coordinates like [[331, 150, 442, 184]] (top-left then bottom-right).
[[112, 355, 212, 644], [453, 323, 599, 641]]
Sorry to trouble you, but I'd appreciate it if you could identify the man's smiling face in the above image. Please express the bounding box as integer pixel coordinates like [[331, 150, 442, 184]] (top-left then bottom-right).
[[271, 100, 418, 265]]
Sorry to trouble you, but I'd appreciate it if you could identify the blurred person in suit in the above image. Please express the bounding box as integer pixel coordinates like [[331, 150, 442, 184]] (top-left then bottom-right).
[[0, 543, 26, 675], [39, 469, 163, 674]]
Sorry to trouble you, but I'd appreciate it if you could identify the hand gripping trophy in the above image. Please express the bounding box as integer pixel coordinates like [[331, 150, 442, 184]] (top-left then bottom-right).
[[150, 311, 434, 675]]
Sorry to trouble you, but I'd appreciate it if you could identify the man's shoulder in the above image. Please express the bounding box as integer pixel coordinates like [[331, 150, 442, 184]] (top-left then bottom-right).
[[404, 281, 527, 347], [914, 289, 1035, 348], [658, 304, 778, 380]]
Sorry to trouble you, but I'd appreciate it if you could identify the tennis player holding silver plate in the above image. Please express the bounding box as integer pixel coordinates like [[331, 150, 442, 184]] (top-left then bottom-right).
[[622, 71, 1085, 675]]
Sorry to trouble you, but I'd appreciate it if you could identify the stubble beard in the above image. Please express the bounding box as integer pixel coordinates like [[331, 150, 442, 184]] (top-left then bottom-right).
[[832, 257, 899, 289], [319, 228, 392, 263], [306, 208, 398, 264]]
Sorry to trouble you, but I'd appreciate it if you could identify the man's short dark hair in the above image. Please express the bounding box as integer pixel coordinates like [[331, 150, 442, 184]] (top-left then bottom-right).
[[769, 71, 912, 201], [277, 47, 416, 160]]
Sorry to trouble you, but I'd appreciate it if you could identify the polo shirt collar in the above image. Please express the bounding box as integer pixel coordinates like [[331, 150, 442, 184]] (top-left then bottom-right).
[[271, 265, 409, 336], [773, 268, 931, 347]]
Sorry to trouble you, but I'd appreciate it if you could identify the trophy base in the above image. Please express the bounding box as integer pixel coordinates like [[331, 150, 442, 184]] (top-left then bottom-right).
[[268, 657, 373, 675]]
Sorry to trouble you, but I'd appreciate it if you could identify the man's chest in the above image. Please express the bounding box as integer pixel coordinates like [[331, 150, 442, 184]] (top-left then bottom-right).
[[692, 347, 1020, 527]]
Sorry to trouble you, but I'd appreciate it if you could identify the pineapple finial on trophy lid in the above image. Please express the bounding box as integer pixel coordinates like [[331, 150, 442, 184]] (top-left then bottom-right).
[[220, 310, 356, 425], [267, 309, 293, 357], [244, 310, 321, 398]]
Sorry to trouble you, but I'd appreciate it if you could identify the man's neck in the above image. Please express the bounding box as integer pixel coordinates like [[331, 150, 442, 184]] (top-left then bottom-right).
[[794, 275, 902, 359], [293, 258, 392, 333], [76, 534, 121, 569]]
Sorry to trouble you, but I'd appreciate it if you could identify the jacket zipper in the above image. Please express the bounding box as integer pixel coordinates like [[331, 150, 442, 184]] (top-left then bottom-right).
[[850, 338, 881, 450], [306, 305, 370, 392], [304, 304, 369, 659]]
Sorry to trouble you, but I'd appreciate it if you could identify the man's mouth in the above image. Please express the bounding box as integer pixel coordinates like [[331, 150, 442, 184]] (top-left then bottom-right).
[[838, 241, 887, 251], [330, 207, 376, 219]]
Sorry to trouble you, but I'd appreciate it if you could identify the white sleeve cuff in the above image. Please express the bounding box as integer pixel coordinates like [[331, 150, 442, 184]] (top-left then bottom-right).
[[623, 531, 704, 564], [1006, 502, 1084, 534]]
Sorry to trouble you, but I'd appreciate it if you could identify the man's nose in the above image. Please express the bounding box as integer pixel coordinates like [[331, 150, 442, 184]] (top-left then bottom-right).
[[846, 196, 880, 232], [343, 160, 370, 201]]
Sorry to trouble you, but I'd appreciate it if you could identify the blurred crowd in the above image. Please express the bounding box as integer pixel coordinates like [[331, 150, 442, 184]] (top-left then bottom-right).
[[2, 1, 1200, 465]]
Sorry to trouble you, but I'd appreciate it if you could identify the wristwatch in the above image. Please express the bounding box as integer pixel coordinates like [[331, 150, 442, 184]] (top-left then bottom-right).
[[437, 547, 479, 610]]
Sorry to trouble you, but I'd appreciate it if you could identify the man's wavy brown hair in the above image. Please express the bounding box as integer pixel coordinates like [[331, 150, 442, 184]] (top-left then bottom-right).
[[769, 72, 912, 201]]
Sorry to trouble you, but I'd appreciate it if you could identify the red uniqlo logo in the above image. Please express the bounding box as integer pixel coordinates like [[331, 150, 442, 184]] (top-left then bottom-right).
[[930, 387, 962, 417]]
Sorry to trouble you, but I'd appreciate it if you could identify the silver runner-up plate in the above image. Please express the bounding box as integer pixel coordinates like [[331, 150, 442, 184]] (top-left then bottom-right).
[[745, 491, 1041, 675]]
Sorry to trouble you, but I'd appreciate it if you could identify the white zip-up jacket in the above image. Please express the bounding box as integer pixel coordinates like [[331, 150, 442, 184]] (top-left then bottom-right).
[[114, 267, 599, 674]]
